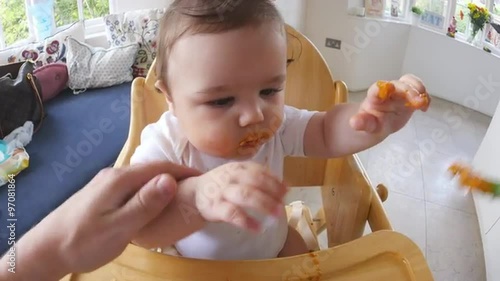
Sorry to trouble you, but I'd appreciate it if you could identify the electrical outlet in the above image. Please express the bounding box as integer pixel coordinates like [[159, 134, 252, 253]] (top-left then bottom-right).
[[325, 38, 341, 49]]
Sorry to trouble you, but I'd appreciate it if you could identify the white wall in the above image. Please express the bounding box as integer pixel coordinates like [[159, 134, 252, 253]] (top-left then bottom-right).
[[471, 100, 500, 281], [109, 0, 307, 32], [402, 27, 500, 116], [304, 0, 410, 92], [109, 0, 173, 14], [304, 0, 500, 116]]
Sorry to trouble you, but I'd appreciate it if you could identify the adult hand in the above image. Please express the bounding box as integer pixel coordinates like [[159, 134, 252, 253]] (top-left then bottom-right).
[[0, 161, 200, 281]]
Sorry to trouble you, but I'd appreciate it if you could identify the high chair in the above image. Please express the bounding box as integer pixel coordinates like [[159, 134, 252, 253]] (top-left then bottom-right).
[[62, 24, 433, 281]]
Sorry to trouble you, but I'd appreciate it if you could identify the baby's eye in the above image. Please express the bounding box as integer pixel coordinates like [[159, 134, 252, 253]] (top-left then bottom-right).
[[260, 88, 282, 97], [206, 97, 234, 107]]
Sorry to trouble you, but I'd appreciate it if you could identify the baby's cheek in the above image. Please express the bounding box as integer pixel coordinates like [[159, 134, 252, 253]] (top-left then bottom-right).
[[195, 127, 236, 155]]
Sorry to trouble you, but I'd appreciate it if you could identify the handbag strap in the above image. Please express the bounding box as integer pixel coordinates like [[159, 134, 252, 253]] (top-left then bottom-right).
[[26, 73, 45, 134]]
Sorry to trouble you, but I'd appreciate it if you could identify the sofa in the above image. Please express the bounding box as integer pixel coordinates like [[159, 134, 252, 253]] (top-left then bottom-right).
[[0, 82, 132, 255]]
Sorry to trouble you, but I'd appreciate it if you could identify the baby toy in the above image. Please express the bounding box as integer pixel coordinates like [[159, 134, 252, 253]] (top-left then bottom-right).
[[447, 16, 458, 38], [0, 140, 29, 187], [448, 162, 500, 197]]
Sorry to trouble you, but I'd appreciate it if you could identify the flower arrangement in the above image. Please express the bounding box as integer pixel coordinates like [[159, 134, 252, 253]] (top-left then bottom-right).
[[467, 3, 492, 41]]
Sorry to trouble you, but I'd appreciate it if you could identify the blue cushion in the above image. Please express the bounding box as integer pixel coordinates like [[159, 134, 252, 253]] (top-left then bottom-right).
[[0, 83, 131, 254]]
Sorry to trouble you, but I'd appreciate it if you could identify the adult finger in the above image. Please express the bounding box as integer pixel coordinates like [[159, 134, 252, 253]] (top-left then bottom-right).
[[103, 161, 202, 201], [112, 173, 178, 229]]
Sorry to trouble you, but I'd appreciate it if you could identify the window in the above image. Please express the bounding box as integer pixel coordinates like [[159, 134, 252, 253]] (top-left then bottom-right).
[[0, 0, 109, 49], [54, 0, 109, 28], [414, 0, 450, 16], [454, 0, 488, 35], [0, 0, 30, 47], [486, 0, 500, 48], [385, 0, 410, 18]]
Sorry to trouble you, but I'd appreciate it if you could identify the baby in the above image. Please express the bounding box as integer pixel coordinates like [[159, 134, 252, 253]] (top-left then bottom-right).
[[130, 0, 430, 260]]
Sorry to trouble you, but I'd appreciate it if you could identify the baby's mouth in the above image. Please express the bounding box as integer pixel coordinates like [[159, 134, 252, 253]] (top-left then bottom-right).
[[239, 132, 271, 147]]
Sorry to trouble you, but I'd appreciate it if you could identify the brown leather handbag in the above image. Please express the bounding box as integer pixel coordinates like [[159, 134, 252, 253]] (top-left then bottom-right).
[[0, 61, 45, 139]]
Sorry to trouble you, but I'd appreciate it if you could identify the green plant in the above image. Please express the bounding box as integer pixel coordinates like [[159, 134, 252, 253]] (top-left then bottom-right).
[[411, 6, 423, 15]]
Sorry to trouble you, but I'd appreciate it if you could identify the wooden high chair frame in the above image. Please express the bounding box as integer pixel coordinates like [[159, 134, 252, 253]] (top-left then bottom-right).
[[62, 25, 433, 281]]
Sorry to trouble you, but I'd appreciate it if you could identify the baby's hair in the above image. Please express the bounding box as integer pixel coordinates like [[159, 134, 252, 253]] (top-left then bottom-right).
[[156, 0, 285, 88]]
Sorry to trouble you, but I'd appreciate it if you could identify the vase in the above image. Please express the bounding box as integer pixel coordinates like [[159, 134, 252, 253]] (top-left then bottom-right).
[[468, 24, 483, 47]]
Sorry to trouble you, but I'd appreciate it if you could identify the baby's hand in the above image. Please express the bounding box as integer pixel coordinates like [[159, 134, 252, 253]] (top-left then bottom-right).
[[193, 162, 287, 232], [350, 74, 430, 135]]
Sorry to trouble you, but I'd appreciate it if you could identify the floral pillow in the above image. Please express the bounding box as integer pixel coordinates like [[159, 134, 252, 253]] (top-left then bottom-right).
[[104, 8, 165, 78], [0, 21, 85, 68]]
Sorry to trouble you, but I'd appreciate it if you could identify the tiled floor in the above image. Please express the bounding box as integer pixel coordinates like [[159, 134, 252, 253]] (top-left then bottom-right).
[[284, 92, 491, 280]]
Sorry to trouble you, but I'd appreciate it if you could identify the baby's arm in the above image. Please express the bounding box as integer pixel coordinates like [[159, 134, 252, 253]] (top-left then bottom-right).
[[303, 76, 428, 158], [303, 103, 386, 158]]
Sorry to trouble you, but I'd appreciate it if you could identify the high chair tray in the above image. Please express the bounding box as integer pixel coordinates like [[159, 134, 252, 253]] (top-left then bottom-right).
[[62, 230, 433, 281]]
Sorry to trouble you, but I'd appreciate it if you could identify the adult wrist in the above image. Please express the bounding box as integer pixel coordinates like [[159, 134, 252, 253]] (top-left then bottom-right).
[[0, 227, 69, 281]]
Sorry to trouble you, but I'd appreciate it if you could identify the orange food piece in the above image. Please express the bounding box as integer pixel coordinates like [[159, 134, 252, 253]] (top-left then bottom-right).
[[448, 163, 495, 194], [376, 80, 395, 100], [377, 80, 429, 110], [405, 92, 430, 109]]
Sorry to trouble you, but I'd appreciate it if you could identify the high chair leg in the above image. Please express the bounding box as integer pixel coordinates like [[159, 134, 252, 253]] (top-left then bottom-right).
[[312, 208, 327, 235]]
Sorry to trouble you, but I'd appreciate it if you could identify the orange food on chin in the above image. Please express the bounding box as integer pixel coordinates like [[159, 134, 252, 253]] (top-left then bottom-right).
[[239, 132, 271, 147]]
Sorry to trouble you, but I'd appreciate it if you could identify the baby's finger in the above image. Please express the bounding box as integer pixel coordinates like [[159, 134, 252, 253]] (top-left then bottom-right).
[[399, 74, 426, 94], [213, 201, 261, 232], [394, 80, 430, 110], [349, 112, 379, 133], [373, 80, 428, 111], [399, 74, 431, 111], [237, 164, 288, 200], [223, 185, 283, 217]]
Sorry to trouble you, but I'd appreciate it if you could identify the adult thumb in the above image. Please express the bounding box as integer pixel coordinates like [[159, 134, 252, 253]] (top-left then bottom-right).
[[116, 173, 177, 230]]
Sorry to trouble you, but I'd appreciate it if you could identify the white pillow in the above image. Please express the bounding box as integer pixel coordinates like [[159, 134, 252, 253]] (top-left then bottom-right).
[[0, 21, 85, 67], [66, 37, 139, 93]]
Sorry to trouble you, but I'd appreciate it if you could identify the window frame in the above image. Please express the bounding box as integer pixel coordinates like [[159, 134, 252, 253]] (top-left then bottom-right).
[[0, 0, 108, 50], [363, 0, 500, 54]]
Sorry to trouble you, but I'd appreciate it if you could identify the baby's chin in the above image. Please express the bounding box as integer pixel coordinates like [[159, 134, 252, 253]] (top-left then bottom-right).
[[198, 143, 264, 160]]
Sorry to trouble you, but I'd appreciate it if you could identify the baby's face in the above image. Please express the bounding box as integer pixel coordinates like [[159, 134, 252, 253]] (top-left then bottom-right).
[[164, 22, 287, 159]]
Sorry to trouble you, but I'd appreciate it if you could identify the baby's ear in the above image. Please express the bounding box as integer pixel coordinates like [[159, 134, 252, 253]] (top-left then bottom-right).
[[155, 80, 175, 114]]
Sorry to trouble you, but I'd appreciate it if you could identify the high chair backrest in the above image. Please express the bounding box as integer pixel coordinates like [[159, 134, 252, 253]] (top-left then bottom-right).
[[282, 25, 347, 186], [116, 24, 348, 188]]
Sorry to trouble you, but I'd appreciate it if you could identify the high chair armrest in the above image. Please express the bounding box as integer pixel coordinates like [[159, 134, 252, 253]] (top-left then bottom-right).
[[114, 77, 147, 168], [320, 154, 392, 248]]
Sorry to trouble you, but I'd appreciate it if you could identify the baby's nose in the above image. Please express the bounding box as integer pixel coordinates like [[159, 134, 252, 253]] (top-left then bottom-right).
[[239, 106, 265, 127]]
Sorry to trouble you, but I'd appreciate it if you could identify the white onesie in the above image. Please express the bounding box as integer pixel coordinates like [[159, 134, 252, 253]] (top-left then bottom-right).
[[130, 105, 316, 260]]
